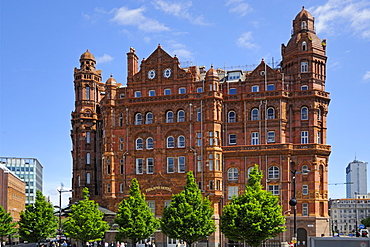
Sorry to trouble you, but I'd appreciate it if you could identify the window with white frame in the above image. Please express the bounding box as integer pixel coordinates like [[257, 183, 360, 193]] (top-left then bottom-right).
[[178, 156, 185, 173], [147, 201, 155, 214], [136, 158, 143, 174], [197, 132, 202, 146], [134, 91, 141, 98], [267, 84, 275, 91], [267, 107, 275, 119], [136, 138, 143, 150], [229, 88, 237, 95], [228, 111, 236, 123], [247, 166, 254, 178], [302, 185, 308, 195], [146, 137, 154, 149], [228, 186, 238, 199], [164, 88, 171, 95], [86, 132, 90, 143], [301, 107, 308, 120], [317, 131, 322, 144], [86, 153, 90, 164], [148, 90, 156, 96], [197, 155, 201, 172], [215, 131, 219, 146], [209, 154, 213, 171], [216, 154, 221, 171], [147, 158, 154, 174], [178, 136, 185, 148], [302, 203, 308, 216], [135, 113, 142, 125], [251, 108, 259, 121], [228, 168, 238, 181], [166, 111, 174, 123], [167, 157, 174, 173], [251, 132, 259, 145], [301, 85, 308, 90], [252, 85, 259, 92], [177, 110, 185, 122], [229, 134, 236, 145], [301, 61, 308, 73], [167, 136, 175, 148], [209, 131, 213, 146], [179, 87, 186, 94], [268, 166, 279, 179], [146, 112, 153, 124], [86, 172, 90, 184], [301, 131, 308, 144], [267, 131, 275, 143], [268, 185, 279, 195]]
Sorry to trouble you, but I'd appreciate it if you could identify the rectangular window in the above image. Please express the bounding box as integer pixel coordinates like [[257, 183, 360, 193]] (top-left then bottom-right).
[[164, 200, 171, 208], [252, 85, 259, 92], [147, 201, 155, 214], [197, 108, 202, 121], [251, 132, 259, 145], [267, 131, 275, 143], [148, 90, 156, 96], [136, 158, 143, 174], [197, 155, 202, 172], [120, 183, 124, 193], [216, 180, 221, 190], [209, 131, 213, 145], [107, 183, 111, 193], [301, 85, 308, 90], [229, 134, 236, 145], [317, 131, 322, 144], [179, 87, 186, 94], [178, 156, 185, 173], [301, 62, 308, 73], [302, 203, 308, 216], [215, 131, 219, 146], [208, 154, 213, 171], [209, 180, 214, 190], [120, 93, 125, 99], [228, 186, 238, 199], [167, 157, 174, 173], [301, 131, 308, 144], [267, 84, 275, 91], [147, 158, 154, 174], [228, 72, 241, 81], [120, 164, 124, 174], [268, 185, 279, 195], [216, 154, 220, 171], [107, 164, 111, 174], [120, 143, 124, 151], [197, 132, 202, 146], [302, 185, 308, 195], [229, 88, 237, 95], [164, 89, 171, 95], [134, 91, 141, 98], [197, 87, 203, 93]]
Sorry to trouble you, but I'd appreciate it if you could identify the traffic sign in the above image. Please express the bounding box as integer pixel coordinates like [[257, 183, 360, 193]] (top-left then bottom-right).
[[359, 224, 365, 229]]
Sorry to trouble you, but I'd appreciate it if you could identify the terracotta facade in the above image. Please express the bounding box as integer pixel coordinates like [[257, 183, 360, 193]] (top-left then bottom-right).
[[71, 7, 330, 245]]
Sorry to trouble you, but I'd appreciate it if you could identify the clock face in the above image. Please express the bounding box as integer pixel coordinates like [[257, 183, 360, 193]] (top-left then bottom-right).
[[164, 68, 171, 78], [148, 70, 156, 79]]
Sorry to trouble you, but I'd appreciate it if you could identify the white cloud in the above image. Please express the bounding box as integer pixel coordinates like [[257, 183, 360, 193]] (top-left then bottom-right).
[[312, 0, 370, 39], [363, 71, 370, 80], [153, 0, 210, 25], [96, 54, 114, 64], [167, 41, 193, 61], [236, 32, 258, 50], [225, 0, 252, 17], [111, 6, 170, 32]]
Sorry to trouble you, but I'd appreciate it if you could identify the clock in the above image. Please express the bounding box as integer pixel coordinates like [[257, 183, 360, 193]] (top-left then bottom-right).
[[164, 68, 171, 78], [148, 70, 156, 79]]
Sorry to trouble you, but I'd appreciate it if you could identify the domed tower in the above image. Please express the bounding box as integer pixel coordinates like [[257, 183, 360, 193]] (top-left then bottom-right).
[[71, 50, 104, 201]]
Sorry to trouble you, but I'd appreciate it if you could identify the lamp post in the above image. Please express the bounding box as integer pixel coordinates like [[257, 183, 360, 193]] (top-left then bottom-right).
[[57, 187, 73, 237], [289, 167, 310, 246]]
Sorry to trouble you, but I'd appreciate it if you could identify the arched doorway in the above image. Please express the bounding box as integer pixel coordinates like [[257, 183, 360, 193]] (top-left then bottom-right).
[[297, 228, 307, 246]]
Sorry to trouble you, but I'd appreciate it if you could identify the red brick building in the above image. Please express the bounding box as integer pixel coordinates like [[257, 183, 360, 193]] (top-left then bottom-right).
[[71, 7, 330, 246]]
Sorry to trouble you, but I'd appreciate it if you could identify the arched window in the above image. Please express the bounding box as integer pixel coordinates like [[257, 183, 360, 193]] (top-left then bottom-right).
[[302, 165, 309, 174], [86, 153, 90, 164], [146, 137, 154, 149], [136, 138, 143, 150], [301, 20, 307, 29], [267, 107, 275, 119], [178, 136, 185, 148], [268, 166, 279, 179], [228, 168, 238, 180], [86, 132, 90, 143], [177, 110, 185, 122], [251, 108, 259, 121], [301, 107, 308, 120], [247, 166, 254, 178], [166, 111, 174, 123], [86, 173, 91, 184], [167, 136, 175, 148], [146, 112, 153, 124], [302, 41, 307, 51], [228, 111, 236, 123], [135, 113, 142, 125]]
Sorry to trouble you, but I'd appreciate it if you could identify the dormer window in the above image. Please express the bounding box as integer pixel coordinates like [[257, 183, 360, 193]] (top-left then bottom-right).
[[302, 41, 307, 51], [301, 21, 307, 29]]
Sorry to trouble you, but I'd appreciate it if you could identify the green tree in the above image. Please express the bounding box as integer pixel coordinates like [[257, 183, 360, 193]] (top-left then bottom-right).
[[220, 165, 285, 247], [18, 190, 58, 245], [64, 187, 109, 246], [115, 178, 159, 247], [361, 217, 370, 227], [161, 171, 216, 247], [0, 205, 18, 247]]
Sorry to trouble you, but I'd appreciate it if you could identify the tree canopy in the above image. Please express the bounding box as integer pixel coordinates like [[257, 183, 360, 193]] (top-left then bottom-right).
[[220, 165, 285, 247], [114, 178, 159, 246], [0, 205, 18, 246], [18, 190, 58, 244], [64, 187, 109, 246], [161, 171, 216, 246], [361, 217, 370, 227]]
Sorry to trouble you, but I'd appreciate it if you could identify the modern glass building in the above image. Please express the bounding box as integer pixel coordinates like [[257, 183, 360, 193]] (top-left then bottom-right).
[[346, 159, 368, 198], [0, 157, 43, 204]]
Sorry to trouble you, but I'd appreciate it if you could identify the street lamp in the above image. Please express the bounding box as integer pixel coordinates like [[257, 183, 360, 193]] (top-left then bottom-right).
[[289, 165, 310, 246], [57, 187, 73, 237]]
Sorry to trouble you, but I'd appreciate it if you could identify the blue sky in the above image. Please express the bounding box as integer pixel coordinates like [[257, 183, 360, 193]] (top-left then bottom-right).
[[1, 0, 370, 207]]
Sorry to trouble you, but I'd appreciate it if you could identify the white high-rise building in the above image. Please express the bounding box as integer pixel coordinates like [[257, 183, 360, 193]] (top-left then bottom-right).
[[346, 159, 368, 198]]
